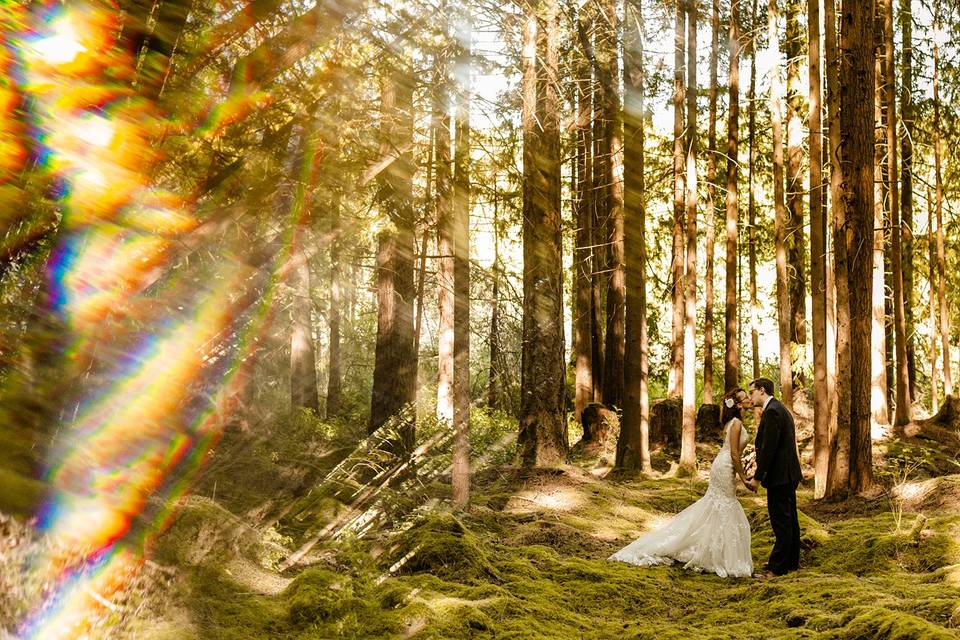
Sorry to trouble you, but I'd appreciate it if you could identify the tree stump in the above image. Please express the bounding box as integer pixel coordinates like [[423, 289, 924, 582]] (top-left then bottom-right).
[[650, 397, 682, 447], [696, 403, 721, 442], [577, 403, 619, 451]]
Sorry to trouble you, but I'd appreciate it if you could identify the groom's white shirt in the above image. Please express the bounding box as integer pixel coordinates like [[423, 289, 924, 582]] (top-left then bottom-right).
[[761, 396, 773, 413]]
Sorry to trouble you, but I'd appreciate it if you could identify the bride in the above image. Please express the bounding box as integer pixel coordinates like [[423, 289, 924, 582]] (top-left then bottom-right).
[[609, 387, 755, 578]]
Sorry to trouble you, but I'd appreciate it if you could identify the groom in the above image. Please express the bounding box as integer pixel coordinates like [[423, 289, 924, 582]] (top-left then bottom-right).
[[745, 378, 802, 578]]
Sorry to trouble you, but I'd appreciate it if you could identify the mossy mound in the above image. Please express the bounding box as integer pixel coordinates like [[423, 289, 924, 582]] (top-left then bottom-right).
[[392, 513, 500, 583]]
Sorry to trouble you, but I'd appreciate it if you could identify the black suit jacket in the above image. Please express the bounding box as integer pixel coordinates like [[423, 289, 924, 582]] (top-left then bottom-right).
[[754, 397, 802, 489]]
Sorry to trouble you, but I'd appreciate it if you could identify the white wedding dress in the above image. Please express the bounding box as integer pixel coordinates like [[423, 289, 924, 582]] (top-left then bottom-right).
[[609, 418, 753, 578]]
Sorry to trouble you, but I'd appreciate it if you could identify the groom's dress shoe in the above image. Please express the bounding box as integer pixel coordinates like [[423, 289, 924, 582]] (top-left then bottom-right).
[[754, 570, 777, 580]]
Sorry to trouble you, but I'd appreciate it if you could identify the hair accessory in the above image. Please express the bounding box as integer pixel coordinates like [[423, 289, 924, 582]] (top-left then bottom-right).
[[724, 397, 735, 408]]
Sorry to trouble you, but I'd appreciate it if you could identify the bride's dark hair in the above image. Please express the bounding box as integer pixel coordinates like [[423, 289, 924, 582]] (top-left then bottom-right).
[[720, 387, 745, 426]]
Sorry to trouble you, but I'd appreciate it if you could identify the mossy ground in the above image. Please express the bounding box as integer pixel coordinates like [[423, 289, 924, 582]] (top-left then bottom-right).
[[2, 407, 960, 639]]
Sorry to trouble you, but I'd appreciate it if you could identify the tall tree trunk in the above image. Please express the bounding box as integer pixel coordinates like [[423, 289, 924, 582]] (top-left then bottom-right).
[[518, 0, 567, 466], [289, 124, 320, 414], [825, 0, 850, 498], [452, 10, 472, 508], [601, 0, 626, 409], [436, 12, 455, 429], [809, 0, 828, 498], [670, 0, 686, 398], [871, 42, 890, 428], [369, 64, 418, 454], [680, 0, 698, 473], [928, 188, 939, 413], [748, 0, 760, 382], [704, 0, 719, 403], [488, 192, 507, 412], [883, 0, 910, 426], [900, 0, 916, 400], [769, 0, 794, 409], [785, 0, 808, 364], [618, 0, 651, 474], [933, 17, 952, 399], [840, 0, 875, 494], [590, 2, 608, 404], [574, 9, 594, 422], [725, 0, 741, 394], [326, 194, 343, 419]]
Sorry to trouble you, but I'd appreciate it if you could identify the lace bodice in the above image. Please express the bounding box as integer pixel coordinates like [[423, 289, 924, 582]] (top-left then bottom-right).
[[720, 418, 749, 458]]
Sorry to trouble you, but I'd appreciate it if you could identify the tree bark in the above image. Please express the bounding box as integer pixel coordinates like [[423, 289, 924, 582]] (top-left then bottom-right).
[[871, 39, 890, 428], [436, 11, 455, 428], [488, 193, 507, 413], [452, 8, 472, 508], [288, 124, 319, 414], [825, 0, 849, 499], [725, 0, 741, 394], [748, 0, 760, 382], [369, 64, 418, 454], [840, 0, 875, 494], [326, 194, 342, 419], [670, 0, 686, 398], [785, 0, 808, 358], [518, 0, 567, 466], [704, 0, 719, 403], [574, 6, 594, 422], [928, 187, 939, 414], [884, 0, 909, 426], [600, 0, 625, 409], [899, 0, 916, 400], [680, 0, 699, 473], [769, 0, 794, 409], [617, 0, 651, 474], [933, 16, 952, 398], [809, 0, 828, 498]]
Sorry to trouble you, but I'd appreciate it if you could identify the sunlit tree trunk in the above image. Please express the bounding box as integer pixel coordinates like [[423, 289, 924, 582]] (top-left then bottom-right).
[[670, 0, 686, 398], [487, 189, 508, 413], [785, 0, 807, 366], [574, 8, 594, 422], [748, 0, 760, 382], [436, 9, 455, 429], [871, 40, 890, 428], [882, 0, 909, 426], [369, 64, 418, 453], [769, 0, 793, 409], [326, 194, 343, 419], [288, 124, 319, 414], [618, 0, 651, 474], [928, 188, 939, 414], [518, 0, 567, 466], [725, 0, 741, 394], [900, 0, 916, 400], [825, 0, 849, 498], [704, 0, 719, 403], [600, 0, 625, 409], [840, 0, 875, 494], [809, 0, 828, 498], [933, 16, 952, 399], [452, 8, 472, 508], [590, 3, 607, 404], [680, 0, 698, 473]]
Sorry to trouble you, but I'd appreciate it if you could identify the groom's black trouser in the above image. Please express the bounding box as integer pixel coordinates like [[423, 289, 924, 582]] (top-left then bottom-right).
[[766, 482, 800, 574]]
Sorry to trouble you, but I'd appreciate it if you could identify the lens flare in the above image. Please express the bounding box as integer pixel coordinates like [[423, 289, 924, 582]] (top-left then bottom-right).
[[6, 1, 286, 637]]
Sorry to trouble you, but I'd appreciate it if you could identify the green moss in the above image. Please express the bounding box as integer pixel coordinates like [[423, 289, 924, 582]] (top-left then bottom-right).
[[393, 513, 500, 583], [831, 607, 959, 639]]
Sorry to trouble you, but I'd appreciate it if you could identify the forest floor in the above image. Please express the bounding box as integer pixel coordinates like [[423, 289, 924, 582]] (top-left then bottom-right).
[[2, 399, 960, 639]]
